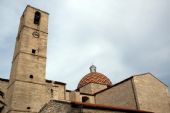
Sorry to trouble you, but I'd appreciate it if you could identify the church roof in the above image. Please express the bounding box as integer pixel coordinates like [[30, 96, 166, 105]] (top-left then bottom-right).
[[71, 101, 153, 113], [77, 65, 112, 88]]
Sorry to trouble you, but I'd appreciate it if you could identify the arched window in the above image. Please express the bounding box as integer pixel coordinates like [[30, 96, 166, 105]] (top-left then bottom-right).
[[34, 11, 41, 25], [82, 96, 89, 103]]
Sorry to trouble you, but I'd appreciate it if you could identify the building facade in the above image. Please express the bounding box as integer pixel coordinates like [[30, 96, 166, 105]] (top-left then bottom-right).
[[0, 5, 170, 113]]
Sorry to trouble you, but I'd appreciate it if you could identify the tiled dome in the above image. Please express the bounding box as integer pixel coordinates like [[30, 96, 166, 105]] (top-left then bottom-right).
[[77, 65, 112, 89]]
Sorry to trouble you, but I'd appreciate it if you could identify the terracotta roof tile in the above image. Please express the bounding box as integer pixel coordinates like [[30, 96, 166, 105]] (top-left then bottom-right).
[[78, 72, 112, 88]]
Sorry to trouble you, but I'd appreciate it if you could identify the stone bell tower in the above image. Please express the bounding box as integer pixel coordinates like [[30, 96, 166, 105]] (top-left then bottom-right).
[[6, 5, 49, 113]]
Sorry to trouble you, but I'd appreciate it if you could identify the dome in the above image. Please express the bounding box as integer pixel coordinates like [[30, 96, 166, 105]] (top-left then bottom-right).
[[77, 65, 112, 89]]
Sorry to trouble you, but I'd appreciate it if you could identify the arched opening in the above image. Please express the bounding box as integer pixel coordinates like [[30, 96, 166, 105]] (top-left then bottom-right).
[[82, 96, 89, 103], [34, 11, 41, 25]]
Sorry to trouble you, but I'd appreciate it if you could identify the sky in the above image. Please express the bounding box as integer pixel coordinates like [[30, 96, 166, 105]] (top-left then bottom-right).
[[0, 0, 169, 91]]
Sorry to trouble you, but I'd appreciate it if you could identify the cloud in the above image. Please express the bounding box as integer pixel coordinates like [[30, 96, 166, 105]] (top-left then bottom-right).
[[0, 0, 169, 90]]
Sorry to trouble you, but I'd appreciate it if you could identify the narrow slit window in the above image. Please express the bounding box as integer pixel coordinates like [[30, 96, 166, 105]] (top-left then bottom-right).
[[34, 11, 41, 25], [51, 89, 53, 98]]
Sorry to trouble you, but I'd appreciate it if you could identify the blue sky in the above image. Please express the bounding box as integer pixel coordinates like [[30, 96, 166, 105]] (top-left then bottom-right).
[[0, 0, 169, 90]]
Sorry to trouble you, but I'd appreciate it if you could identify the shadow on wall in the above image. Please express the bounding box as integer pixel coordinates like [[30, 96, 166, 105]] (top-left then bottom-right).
[[0, 90, 5, 112]]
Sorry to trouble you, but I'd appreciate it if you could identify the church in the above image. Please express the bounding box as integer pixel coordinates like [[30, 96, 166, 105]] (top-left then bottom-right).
[[0, 5, 170, 113]]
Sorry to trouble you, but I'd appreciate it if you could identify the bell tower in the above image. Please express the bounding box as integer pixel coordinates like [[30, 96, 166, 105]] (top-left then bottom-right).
[[9, 5, 48, 84], [6, 5, 49, 113]]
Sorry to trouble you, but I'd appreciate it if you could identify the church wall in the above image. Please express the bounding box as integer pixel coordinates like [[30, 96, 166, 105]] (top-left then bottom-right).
[[80, 94, 95, 103], [79, 83, 107, 94], [9, 81, 49, 112], [70, 91, 81, 102], [39, 100, 72, 113], [39, 100, 145, 113], [91, 83, 107, 94], [5, 81, 65, 113], [69, 90, 95, 103], [95, 79, 137, 109], [79, 83, 92, 94], [45, 81, 65, 100], [66, 91, 70, 100], [133, 73, 170, 113]]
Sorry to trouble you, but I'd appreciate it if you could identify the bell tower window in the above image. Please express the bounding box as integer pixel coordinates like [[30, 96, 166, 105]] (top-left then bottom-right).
[[34, 11, 41, 25]]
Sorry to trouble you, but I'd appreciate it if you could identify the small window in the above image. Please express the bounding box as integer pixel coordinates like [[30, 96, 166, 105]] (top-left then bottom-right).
[[82, 96, 89, 103], [34, 11, 41, 25], [27, 107, 31, 109], [29, 75, 33, 79], [32, 49, 36, 54]]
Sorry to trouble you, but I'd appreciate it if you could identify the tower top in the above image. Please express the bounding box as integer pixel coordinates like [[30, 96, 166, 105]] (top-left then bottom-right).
[[18, 5, 49, 34], [25, 5, 49, 15], [90, 65, 96, 72]]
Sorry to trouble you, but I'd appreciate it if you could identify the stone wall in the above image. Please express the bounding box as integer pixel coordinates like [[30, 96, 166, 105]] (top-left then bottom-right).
[[46, 81, 66, 101], [80, 83, 107, 95], [65, 91, 70, 100], [0, 79, 8, 113], [21, 5, 49, 34], [69, 90, 95, 104], [95, 79, 137, 109], [91, 83, 107, 94], [5, 80, 65, 113], [39, 100, 72, 113], [70, 91, 81, 102], [39, 100, 151, 113], [79, 83, 92, 94], [79, 94, 95, 103], [133, 73, 170, 113], [82, 109, 126, 113], [9, 23, 48, 85]]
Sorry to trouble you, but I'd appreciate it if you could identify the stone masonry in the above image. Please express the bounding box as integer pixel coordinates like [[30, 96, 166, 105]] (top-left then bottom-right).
[[95, 78, 137, 109], [133, 73, 170, 113]]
